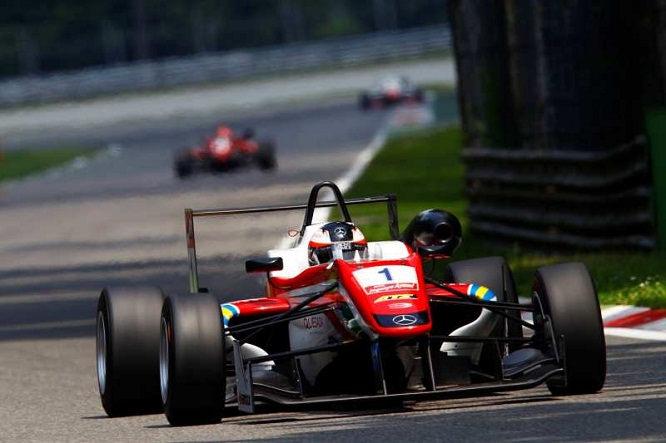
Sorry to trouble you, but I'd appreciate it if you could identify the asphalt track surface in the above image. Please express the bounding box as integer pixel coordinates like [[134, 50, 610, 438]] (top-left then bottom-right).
[[0, 99, 390, 330], [1, 85, 666, 441]]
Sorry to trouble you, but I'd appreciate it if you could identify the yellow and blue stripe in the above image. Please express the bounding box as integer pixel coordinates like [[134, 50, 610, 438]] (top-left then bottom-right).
[[467, 284, 496, 301], [221, 303, 240, 328]]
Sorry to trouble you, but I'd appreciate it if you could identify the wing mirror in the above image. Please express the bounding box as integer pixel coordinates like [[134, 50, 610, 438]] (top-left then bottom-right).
[[245, 256, 283, 273], [401, 209, 462, 258]]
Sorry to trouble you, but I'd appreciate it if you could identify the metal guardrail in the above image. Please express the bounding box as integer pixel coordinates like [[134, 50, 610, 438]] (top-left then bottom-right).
[[462, 136, 655, 250], [0, 25, 451, 107]]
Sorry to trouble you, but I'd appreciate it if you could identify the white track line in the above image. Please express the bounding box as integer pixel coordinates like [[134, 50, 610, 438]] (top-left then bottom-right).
[[604, 327, 666, 342], [275, 123, 388, 249]]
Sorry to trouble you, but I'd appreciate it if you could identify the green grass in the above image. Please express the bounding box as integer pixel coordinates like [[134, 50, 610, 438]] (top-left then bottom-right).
[[343, 125, 666, 309], [0, 148, 97, 183]]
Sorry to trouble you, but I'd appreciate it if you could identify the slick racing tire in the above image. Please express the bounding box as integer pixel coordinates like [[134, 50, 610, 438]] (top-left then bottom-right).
[[160, 293, 226, 426], [447, 256, 523, 373], [532, 262, 606, 395], [359, 93, 371, 111], [96, 286, 165, 417], [174, 151, 194, 178], [255, 141, 277, 171]]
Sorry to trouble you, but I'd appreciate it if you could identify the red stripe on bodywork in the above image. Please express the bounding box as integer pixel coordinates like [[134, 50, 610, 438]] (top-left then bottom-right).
[[604, 309, 666, 328]]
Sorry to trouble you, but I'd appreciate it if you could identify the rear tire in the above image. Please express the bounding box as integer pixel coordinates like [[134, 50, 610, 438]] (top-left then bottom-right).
[[447, 256, 523, 373], [161, 294, 226, 426], [96, 286, 165, 417], [532, 262, 606, 395]]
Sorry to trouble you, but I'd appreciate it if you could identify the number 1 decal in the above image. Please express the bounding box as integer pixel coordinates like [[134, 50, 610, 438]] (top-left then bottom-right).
[[353, 265, 419, 294], [378, 267, 393, 281]]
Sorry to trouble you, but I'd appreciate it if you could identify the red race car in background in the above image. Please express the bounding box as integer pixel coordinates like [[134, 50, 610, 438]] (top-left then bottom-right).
[[174, 125, 277, 178]]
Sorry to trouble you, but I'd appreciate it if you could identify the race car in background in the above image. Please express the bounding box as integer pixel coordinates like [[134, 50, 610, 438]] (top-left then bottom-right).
[[173, 125, 276, 178], [358, 75, 425, 110], [96, 181, 606, 426]]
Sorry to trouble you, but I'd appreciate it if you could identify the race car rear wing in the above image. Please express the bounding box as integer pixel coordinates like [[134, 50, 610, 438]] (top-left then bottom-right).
[[184, 181, 399, 293]]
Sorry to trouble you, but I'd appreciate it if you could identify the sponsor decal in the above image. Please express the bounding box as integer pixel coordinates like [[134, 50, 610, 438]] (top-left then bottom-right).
[[392, 314, 418, 326], [467, 284, 496, 301], [376, 311, 428, 328], [388, 302, 414, 310], [374, 294, 418, 303], [353, 265, 419, 295], [233, 339, 254, 413], [303, 315, 325, 330], [366, 282, 418, 294], [221, 303, 240, 328], [333, 226, 347, 237]]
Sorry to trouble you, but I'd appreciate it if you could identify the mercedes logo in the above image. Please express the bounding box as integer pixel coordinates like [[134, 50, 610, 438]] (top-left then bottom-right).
[[392, 314, 417, 326], [333, 227, 347, 237]]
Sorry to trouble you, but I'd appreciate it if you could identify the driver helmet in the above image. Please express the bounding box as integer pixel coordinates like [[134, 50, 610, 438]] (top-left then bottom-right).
[[308, 222, 368, 265], [216, 126, 232, 138]]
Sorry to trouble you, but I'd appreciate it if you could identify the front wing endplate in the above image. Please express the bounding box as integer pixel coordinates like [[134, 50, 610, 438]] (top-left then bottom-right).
[[233, 339, 255, 413]]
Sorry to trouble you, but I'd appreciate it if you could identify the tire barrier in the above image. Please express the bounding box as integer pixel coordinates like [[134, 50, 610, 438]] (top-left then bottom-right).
[[449, 0, 662, 251], [462, 136, 655, 250]]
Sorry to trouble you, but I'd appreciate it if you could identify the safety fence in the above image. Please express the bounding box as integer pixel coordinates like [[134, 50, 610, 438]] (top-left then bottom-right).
[[0, 25, 451, 107], [461, 136, 655, 250]]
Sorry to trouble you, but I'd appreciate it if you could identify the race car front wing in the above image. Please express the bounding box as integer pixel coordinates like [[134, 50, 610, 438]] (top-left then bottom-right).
[[231, 333, 566, 413]]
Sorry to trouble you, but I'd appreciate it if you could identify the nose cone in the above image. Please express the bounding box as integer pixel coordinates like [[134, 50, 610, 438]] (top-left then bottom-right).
[[336, 260, 432, 338], [368, 293, 431, 335]]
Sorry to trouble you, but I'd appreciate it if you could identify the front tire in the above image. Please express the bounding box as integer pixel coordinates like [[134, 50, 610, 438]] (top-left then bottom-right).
[[174, 150, 194, 178], [161, 294, 226, 426], [532, 262, 606, 395], [96, 286, 165, 417], [255, 141, 277, 171], [359, 93, 371, 111]]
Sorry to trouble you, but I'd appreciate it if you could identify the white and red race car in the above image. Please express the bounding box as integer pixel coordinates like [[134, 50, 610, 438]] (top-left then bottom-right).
[[96, 181, 606, 425]]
